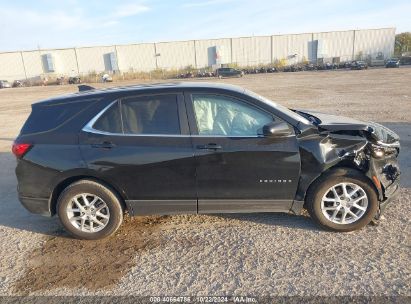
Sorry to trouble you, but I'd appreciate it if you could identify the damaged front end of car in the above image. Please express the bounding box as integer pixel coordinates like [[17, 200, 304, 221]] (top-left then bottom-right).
[[292, 111, 401, 222]]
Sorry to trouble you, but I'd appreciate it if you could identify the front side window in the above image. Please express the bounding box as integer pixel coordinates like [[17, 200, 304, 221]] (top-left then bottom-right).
[[121, 95, 180, 135], [192, 94, 273, 136]]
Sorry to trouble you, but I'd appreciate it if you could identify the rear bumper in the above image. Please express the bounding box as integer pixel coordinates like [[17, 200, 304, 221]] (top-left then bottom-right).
[[19, 195, 52, 216]]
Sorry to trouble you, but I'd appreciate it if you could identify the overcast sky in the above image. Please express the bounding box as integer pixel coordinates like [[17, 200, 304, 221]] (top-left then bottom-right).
[[0, 0, 410, 52]]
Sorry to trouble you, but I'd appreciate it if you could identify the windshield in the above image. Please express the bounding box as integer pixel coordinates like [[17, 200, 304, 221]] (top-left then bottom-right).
[[244, 89, 311, 125]]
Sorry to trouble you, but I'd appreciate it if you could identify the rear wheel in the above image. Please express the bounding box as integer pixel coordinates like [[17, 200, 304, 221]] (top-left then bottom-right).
[[306, 169, 378, 232], [57, 180, 123, 240]]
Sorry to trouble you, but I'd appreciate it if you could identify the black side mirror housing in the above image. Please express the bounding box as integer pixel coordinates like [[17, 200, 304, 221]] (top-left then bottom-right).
[[262, 121, 292, 137]]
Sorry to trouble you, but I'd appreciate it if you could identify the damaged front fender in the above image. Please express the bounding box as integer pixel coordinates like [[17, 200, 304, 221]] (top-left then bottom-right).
[[292, 124, 400, 219], [294, 132, 370, 202], [291, 110, 401, 211]]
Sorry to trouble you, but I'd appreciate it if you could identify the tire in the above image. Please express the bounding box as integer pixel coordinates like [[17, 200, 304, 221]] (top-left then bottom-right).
[[57, 179, 124, 240], [306, 168, 378, 232]]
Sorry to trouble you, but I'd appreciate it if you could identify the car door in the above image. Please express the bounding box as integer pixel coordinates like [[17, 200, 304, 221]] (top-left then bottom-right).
[[185, 91, 301, 213], [229, 68, 238, 76], [79, 93, 197, 215]]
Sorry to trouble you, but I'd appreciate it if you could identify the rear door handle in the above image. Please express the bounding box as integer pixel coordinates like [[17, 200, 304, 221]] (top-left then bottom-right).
[[197, 143, 222, 150], [91, 141, 116, 149]]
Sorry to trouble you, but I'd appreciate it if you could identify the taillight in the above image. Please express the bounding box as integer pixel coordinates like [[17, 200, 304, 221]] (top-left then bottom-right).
[[12, 142, 32, 158]]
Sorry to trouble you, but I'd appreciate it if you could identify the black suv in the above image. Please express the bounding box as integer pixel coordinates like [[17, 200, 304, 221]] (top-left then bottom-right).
[[385, 59, 400, 68], [216, 68, 244, 78], [350, 61, 368, 70], [14, 83, 400, 239]]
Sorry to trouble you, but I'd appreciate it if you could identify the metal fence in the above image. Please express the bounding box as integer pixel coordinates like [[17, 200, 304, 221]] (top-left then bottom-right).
[[0, 28, 395, 82]]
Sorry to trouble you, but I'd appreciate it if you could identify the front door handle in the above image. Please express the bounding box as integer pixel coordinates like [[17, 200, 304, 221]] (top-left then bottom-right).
[[91, 141, 116, 149], [197, 143, 222, 150]]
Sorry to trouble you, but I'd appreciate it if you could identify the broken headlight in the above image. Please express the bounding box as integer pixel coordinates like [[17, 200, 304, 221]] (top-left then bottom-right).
[[370, 144, 399, 158]]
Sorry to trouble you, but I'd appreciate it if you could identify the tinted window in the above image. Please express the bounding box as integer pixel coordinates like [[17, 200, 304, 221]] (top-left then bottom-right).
[[121, 95, 180, 135], [21, 100, 92, 135], [192, 94, 273, 136], [93, 101, 122, 133]]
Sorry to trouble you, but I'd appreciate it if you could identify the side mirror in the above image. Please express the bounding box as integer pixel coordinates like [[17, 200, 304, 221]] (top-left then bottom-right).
[[262, 121, 292, 137]]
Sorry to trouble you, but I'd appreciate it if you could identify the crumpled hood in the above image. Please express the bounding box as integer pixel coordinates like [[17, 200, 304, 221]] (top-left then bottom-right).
[[299, 110, 400, 146]]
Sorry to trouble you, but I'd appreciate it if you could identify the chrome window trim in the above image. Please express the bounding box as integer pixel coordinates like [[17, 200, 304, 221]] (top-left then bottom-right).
[[82, 99, 283, 139], [82, 100, 118, 135], [83, 127, 262, 138], [82, 99, 188, 137]]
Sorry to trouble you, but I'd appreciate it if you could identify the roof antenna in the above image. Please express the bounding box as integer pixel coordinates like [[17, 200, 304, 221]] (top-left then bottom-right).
[[78, 85, 95, 92]]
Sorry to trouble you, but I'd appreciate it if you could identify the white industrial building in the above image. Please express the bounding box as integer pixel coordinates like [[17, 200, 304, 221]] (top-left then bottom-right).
[[0, 28, 395, 81]]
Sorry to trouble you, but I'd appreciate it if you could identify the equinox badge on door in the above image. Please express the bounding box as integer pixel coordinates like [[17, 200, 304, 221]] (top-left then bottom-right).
[[259, 179, 292, 183]]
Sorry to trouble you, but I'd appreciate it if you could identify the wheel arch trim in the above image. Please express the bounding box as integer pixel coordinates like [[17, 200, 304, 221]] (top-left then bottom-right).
[[301, 166, 381, 208], [49, 173, 128, 216]]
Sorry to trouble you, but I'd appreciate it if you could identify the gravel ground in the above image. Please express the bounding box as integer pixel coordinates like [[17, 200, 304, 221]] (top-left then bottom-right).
[[0, 67, 410, 297]]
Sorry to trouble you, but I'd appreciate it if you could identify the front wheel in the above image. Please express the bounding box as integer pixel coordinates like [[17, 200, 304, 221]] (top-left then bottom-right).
[[306, 169, 378, 232], [57, 180, 124, 240]]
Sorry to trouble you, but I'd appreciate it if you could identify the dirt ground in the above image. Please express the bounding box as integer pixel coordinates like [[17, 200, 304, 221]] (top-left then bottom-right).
[[0, 68, 410, 297]]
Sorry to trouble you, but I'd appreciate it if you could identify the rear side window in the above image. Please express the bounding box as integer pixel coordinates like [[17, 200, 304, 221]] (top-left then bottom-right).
[[121, 95, 180, 135], [21, 100, 90, 134], [92, 101, 122, 133], [91, 95, 181, 135]]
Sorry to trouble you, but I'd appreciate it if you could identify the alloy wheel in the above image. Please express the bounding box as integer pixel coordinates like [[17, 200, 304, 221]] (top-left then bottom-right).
[[66, 193, 110, 233], [321, 182, 368, 224]]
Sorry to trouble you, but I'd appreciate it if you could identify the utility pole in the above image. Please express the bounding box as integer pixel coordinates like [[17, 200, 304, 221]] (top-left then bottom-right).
[[114, 45, 120, 73], [270, 35, 273, 64], [20, 51, 28, 80], [193, 40, 197, 69], [74, 48, 80, 75], [154, 43, 159, 70], [352, 30, 356, 61]]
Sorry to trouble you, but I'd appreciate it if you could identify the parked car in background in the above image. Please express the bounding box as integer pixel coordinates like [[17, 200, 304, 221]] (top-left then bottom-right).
[[0, 80, 11, 89], [305, 63, 317, 71], [14, 82, 400, 239], [216, 67, 244, 78], [400, 56, 411, 65], [56, 77, 66, 85], [242, 68, 259, 74], [177, 71, 194, 79], [267, 67, 278, 73], [350, 61, 368, 70], [68, 76, 81, 84], [385, 59, 400, 68], [338, 62, 351, 69], [196, 70, 215, 78], [101, 74, 113, 83], [12, 80, 24, 88]]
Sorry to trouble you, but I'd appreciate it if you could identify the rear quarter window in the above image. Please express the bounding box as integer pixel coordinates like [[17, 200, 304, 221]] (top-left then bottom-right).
[[92, 101, 122, 133], [20, 99, 93, 135]]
